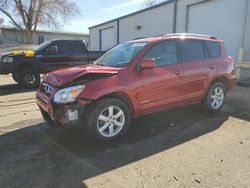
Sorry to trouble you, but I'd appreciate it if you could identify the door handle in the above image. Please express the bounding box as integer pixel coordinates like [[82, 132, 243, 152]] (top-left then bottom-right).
[[174, 70, 182, 75], [209, 65, 215, 69]]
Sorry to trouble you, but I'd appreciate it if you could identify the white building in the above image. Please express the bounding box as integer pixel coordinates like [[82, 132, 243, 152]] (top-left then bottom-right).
[[89, 0, 250, 61], [0, 26, 89, 45]]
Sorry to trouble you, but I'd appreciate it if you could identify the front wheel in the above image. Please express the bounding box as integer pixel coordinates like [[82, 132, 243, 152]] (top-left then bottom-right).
[[86, 98, 131, 141], [19, 68, 40, 89], [12, 72, 20, 83], [203, 82, 226, 113]]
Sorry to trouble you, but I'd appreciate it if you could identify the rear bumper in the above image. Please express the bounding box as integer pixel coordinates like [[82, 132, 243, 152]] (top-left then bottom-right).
[[227, 73, 237, 91]]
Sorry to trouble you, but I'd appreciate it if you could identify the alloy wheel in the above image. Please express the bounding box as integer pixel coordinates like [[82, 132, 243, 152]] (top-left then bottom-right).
[[210, 86, 224, 109], [24, 73, 36, 85], [97, 106, 125, 137]]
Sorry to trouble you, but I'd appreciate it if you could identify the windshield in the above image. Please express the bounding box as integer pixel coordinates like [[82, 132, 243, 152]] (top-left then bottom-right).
[[95, 42, 147, 67], [34, 40, 52, 52]]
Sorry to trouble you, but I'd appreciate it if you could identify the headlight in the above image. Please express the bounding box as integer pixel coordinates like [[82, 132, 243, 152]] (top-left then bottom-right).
[[53, 85, 85, 104], [2, 57, 13, 63]]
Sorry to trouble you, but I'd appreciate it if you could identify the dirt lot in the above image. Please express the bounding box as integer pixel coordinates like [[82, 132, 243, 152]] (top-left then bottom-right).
[[0, 75, 249, 188]]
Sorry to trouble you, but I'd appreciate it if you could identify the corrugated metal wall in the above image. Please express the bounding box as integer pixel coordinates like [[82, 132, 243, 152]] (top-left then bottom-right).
[[119, 3, 174, 43], [89, 0, 250, 60], [89, 2, 175, 51], [187, 0, 248, 58], [89, 21, 118, 51]]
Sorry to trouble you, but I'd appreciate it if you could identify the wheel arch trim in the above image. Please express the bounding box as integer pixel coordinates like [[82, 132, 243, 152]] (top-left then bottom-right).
[[95, 91, 136, 116]]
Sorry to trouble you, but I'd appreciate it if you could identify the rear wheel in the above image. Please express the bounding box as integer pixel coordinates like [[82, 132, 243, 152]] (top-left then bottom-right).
[[19, 68, 40, 89], [203, 82, 226, 113], [86, 98, 131, 141]]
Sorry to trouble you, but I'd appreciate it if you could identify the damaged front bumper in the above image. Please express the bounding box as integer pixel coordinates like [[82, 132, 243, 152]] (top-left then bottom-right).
[[36, 91, 90, 128]]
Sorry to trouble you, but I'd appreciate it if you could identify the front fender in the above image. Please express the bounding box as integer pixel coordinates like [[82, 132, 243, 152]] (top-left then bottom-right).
[[78, 75, 139, 116], [13, 59, 42, 73]]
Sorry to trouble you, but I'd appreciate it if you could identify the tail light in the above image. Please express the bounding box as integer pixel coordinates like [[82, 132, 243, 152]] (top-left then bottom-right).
[[227, 56, 235, 63]]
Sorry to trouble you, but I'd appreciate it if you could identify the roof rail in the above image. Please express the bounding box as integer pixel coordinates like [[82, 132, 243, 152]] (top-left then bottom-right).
[[133, 37, 147, 40], [164, 33, 217, 39]]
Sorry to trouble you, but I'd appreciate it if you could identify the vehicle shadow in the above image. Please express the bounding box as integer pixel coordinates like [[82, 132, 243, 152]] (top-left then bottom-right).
[[0, 83, 36, 96], [0, 105, 232, 188], [237, 77, 250, 88], [0, 87, 249, 188]]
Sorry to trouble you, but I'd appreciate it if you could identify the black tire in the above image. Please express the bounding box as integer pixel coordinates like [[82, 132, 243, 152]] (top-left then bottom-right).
[[203, 82, 226, 113], [12, 72, 20, 83], [19, 68, 40, 89], [86, 98, 131, 141]]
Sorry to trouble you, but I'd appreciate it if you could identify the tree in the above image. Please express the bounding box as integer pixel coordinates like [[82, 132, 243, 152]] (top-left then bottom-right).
[[0, 0, 79, 44]]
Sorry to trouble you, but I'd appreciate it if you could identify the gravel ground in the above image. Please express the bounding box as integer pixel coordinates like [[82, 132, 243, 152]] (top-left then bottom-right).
[[0, 75, 249, 188]]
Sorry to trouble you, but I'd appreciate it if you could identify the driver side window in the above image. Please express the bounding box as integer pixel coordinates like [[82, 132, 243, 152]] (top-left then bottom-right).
[[143, 40, 178, 67], [44, 41, 70, 56]]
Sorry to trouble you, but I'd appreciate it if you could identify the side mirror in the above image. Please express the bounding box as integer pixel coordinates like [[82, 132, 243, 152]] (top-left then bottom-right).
[[45, 46, 58, 55], [140, 58, 156, 70]]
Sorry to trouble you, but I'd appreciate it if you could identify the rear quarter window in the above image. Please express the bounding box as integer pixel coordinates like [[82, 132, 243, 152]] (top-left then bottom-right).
[[71, 41, 87, 55], [204, 41, 221, 58]]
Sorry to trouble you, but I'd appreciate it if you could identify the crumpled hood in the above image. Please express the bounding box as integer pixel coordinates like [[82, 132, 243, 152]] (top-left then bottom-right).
[[42, 64, 122, 87]]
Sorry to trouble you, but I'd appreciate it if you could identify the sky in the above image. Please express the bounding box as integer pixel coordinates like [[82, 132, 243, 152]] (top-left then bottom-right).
[[0, 0, 147, 34]]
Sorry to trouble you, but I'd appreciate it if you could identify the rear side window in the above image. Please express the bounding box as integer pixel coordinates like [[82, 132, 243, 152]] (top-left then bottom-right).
[[178, 40, 205, 62], [71, 41, 87, 55], [204, 41, 221, 58], [59, 41, 71, 55], [143, 40, 178, 67]]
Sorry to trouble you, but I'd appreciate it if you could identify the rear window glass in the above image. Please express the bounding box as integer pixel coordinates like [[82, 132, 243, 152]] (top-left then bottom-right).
[[204, 41, 221, 58], [178, 40, 205, 62], [71, 41, 86, 55], [56, 41, 71, 55]]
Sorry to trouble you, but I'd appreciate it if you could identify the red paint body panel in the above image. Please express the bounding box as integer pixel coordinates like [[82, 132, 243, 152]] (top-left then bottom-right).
[[37, 35, 236, 119]]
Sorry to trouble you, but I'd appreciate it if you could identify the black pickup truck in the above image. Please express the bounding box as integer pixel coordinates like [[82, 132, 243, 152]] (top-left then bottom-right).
[[0, 39, 105, 88]]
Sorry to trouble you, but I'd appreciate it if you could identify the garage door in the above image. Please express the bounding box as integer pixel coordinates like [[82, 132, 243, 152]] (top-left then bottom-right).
[[101, 27, 116, 51], [187, 0, 247, 58]]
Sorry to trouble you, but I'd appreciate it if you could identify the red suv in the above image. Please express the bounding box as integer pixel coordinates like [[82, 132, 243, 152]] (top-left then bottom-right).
[[36, 33, 236, 141]]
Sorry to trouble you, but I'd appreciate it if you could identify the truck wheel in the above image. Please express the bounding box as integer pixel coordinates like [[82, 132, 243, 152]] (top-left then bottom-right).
[[12, 72, 20, 83], [19, 68, 40, 89], [86, 98, 131, 141], [203, 82, 226, 113]]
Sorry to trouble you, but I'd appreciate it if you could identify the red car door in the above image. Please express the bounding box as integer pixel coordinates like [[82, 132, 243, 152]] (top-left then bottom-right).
[[133, 40, 184, 115], [177, 39, 213, 102]]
